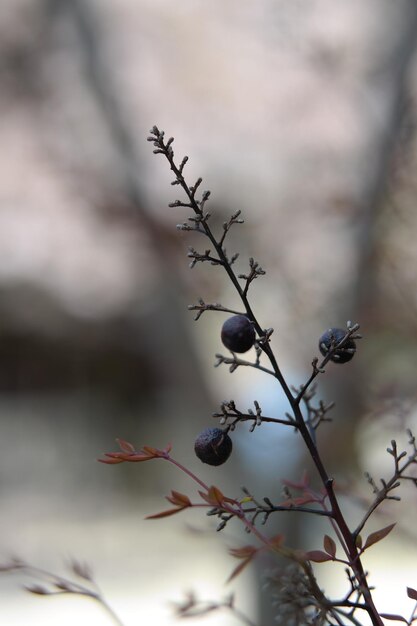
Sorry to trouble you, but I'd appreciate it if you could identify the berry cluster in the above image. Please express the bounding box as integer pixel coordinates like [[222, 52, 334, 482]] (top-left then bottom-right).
[[194, 323, 356, 466]]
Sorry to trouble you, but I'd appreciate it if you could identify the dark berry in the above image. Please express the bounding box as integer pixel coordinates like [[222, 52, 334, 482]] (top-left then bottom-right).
[[318, 328, 356, 364], [194, 427, 232, 466], [221, 315, 255, 353]]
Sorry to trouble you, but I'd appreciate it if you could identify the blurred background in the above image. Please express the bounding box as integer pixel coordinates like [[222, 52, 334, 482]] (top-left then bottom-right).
[[1, 0, 417, 624]]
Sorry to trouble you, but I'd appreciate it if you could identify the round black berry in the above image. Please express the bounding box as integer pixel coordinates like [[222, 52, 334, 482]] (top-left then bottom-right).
[[318, 328, 356, 364], [194, 427, 233, 466], [221, 315, 255, 353]]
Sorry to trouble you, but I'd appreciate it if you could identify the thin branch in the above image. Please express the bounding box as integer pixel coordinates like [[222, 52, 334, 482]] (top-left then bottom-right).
[[0, 559, 125, 626], [148, 127, 385, 626]]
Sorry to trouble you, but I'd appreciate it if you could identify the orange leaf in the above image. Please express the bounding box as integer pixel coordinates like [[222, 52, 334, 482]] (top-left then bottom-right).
[[323, 534, 336, 558], [363, 523, 396, 551], [305, 550, 333, 563]]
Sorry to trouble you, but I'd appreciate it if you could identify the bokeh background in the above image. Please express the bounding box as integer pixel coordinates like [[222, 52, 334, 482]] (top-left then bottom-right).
[[1, 1, 417, 624]]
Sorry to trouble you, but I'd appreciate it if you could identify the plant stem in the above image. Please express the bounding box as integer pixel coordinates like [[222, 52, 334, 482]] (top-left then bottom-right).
[[166, 455, 209, 491], [150, 127, 384, 626]]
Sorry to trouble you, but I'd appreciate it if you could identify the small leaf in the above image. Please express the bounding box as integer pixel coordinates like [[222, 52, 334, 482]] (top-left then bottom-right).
[[407, 587, 417, 600], [142, 446, 158, 456], [301, 470, 310, 487], [269, 534, 285, 550], [127, 452, 157, 462], [71, 560, 92, 581], [101, 452, 126, 459], [26, 585, 50, 595], [117, 438, 135, 453], [323, 535, 336, 558], [363, 523, 396, 551], [163, 442, 172, 454], [305, 550, 333, 563], [166, 490, 191, 507], [226, 557, 254, 583], [98, 456, 124, 464], [278, 493, 316, 507], [54, 581, 72, 592], [229, 545, 257, 560], [379, 613, 408, 622], [146, 506, 187, 519], [200, 486, 225, 507], [227, 545, 258, 582], [98, 446, 160, 463]]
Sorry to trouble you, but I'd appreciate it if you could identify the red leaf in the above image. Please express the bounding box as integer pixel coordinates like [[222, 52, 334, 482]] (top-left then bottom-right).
[[323, 534, 336, 558], [146, 506, 186, 519], [142, 445, 159, 456], [117, 438, 136, 453], [127, 452, 157, 462], [363, 523, 396, 551], [229, 545, 257, 560], [301, 470, 310, 487], [102, 452, 127, 459], [166, 490, 191, 507], [407, 587, 417, 601], [278, 493, 316, 508], [305, 550, 333, 563], [282, 476, 306, 490], [98, 457, 124, 464], [100, 441, 172, 466], [269, 534, 285, 550], [227, 557, 254, 583], [380, 613, 408, 622], [200, 486, 225, 507], [227, 545, 258, 582], [98, 449, 155, 463]]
